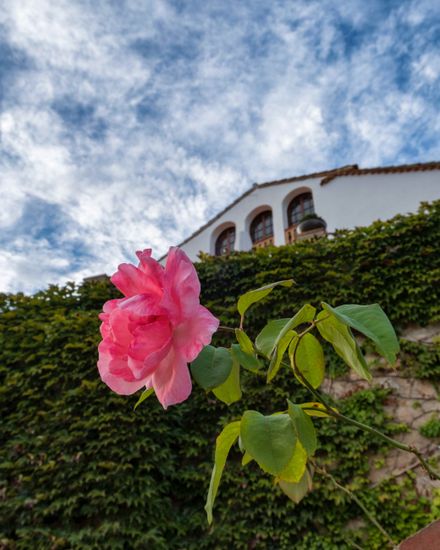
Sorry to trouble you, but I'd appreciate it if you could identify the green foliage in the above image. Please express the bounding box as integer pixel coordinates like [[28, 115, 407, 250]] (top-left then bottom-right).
[[420, 416, 440, 438], [205, 421, 240, 524], [190, 345, 232, 389], [317, 310, 372, 381], [323, 303, 399, 364], [288, 402, 317, 457], [198, 201, 440, 337], [291, 332, 325, 388], [212, 360, 242, 405], [230, 343, 262, 372], [235, 329, 255, 354], [278, 468, 313, 504], [134, 387, 154, 410], [237, 279, 294, 321], [240, 411, 297, 475], [256, 319, 290, 356], [1, 202, 440, 548], [399, 339, 440, 380]]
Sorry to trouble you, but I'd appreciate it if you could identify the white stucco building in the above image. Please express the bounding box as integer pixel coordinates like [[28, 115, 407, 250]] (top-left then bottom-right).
[[162, 162, 440, 262]]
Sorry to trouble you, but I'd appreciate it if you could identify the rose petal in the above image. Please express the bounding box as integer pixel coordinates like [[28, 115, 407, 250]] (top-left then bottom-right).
[[128, 318, 173, 379], [98, 344, 147, 395], [173, 305, 219, 362], [162, 247, 201, 322], [108, 308, 133, 348], [136, 249, 164, 292], [118, 294, 162, 317], [98, 358, 147, 395], [152, 346, 192, 409], [111, 263, 152, 297]]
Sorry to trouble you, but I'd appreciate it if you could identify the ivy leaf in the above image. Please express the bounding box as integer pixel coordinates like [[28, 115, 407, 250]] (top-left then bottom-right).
[[235, 329, 254, 354], [205, 421, 241, 524], [237, 280, 294, 320], [240, 411, 297, 475], [276, 440, 307, 483], [231, 344, 262, 372], [288, 401, 317, 456], [190, 345, 233, 390], [278, 468, 313, 504], [322, 303, 399, 364], [212, 359, 242, 405], [133, 387, 154, 410], [316, 310, 371, 381], [290, 333, 325, 389]]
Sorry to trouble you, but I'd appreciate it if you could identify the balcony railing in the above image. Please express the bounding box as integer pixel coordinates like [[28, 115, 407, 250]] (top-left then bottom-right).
[[285, 225, 297, 244], [285, 225, 326, 244], [252, 236, 274, 250]]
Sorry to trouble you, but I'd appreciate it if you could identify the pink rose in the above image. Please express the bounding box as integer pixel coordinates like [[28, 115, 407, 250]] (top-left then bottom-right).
[[97, 247, 219, 408]]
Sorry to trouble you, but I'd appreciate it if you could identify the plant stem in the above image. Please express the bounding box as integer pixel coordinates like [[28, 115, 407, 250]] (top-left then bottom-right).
[[285, 337, 440, 481], [329, 410, 440, 480], [313, 462, 396, 548], [218, 325, 236, 333]]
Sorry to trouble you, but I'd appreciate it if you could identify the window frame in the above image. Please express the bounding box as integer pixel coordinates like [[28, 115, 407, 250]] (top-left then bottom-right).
[[215, 226, 236, 256], [287, 192, 315, 226], [250, 210, 273, 244]]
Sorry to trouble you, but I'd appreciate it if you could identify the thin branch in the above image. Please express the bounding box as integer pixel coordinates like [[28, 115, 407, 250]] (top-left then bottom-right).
[[284, 330, 440, 481], [329, 410, 440, 481], [313, 462, 396, 548], [218, 325, 236, 333]]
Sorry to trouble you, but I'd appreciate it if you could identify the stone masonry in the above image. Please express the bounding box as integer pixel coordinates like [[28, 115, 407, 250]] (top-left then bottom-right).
[[321, 324, 440, 494]]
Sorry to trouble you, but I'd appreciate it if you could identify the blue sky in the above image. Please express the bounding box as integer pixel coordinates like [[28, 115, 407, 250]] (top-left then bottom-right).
[[0, 0, 439, 293]]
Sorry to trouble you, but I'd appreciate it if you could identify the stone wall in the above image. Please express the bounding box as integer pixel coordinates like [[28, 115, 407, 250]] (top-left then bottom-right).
[[322, 324, 440, 493]]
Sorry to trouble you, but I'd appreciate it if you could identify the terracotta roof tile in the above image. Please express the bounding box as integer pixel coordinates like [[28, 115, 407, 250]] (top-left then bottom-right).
[[320, 161, 440, 185]]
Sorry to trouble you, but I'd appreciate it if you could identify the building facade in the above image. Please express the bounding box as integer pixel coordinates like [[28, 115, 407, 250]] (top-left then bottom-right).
[[162, 162, 440, 263]]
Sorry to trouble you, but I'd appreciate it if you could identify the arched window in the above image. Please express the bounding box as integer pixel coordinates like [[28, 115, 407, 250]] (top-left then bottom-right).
[[250, 210, 273, 244], [215, 227, 235, 256], [287, 192, 315, 226]]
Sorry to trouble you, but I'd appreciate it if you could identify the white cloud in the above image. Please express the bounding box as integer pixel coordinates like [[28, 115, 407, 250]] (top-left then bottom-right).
[[0, 0, 439, 293]]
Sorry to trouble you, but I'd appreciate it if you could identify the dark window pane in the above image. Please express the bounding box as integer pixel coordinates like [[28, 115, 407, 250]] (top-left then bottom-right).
[[251, 210, 273, 243], [215, 227, 235, 256], [288, 193, 315, 226]]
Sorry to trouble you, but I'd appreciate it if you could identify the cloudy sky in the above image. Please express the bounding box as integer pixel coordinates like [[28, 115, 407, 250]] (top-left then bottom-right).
[[0, 0, 439, 293]]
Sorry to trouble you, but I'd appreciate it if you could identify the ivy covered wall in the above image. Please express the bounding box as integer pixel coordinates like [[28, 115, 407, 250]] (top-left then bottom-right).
[[1, 201, 439, 549]]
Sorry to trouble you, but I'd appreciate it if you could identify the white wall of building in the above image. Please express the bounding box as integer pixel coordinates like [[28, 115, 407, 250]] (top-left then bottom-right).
[[173, 169, 440, 262]]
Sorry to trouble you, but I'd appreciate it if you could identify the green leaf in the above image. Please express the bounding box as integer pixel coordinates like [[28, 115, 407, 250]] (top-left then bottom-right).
[[276, 440, 307, 483], [242, 451, 253, 466], [316, 310, 371, 381], [322, 303, 399, 364], [212, 359, 242, 405], [278, 468, 313, 504], [255, 319, 290, 357], [288, 401, 317, 456], [299, 402, 335, 418], [290, 332, 325, 389], [133, 387, 154, 410], [235, 329, 254, 354], [255, 305, 315, 358], [231, 344, 262, 372], [267, 330, 295, 382], [190, 345, 233, 390], [205, 421, 241, 524], [237, 279, 294, 319], [240, 411, 297, 475], [273, 304, 316, 352]]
